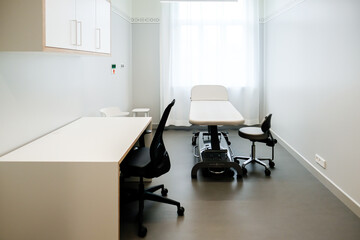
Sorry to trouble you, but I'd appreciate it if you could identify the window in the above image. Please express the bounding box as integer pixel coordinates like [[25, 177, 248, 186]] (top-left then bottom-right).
[[171, 2, 249, 88], [161, 0, 260, 125]]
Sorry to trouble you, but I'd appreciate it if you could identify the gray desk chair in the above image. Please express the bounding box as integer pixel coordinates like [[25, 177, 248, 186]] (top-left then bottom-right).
[[234, 114, 277, 176], [120, 99, 184, 237]]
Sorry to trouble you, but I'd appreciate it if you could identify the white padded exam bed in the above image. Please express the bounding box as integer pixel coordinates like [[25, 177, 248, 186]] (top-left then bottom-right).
[[189, 85, 245, 179]]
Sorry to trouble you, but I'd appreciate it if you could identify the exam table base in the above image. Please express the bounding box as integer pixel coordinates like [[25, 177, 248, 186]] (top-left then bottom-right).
[[191, 132, 242, 179]]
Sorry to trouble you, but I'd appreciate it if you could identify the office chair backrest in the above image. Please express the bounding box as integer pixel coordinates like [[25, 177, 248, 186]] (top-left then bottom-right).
[[191, 85, 228, 101], [148, 99, 175, 178], [261, 114, 272, 133]]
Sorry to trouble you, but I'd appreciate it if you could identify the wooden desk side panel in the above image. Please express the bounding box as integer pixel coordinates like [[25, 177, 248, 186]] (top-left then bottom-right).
[[0, 162, 119, 240]]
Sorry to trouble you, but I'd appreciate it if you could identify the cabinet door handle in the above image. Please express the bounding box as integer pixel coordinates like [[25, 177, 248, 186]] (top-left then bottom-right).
[[96, 28, 101, 49], [71, 20, 77, 45], [77, 21, 82, 46]]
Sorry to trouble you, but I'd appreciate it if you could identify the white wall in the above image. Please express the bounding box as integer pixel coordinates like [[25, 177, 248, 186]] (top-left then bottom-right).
[[0, 11, 132, 156], [132, 0, 161, 20], [131, 0, 162, 123], [264, 0, 360, 215], [112, 0, 132, 19], [132, 23, 161, 123], [262, 0, 305, 22]]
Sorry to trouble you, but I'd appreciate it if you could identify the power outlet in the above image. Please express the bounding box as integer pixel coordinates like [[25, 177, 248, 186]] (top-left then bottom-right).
[[315, 154, 326, 169]]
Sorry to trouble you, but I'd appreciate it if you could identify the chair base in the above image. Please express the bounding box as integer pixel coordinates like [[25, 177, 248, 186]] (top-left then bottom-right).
[[144, 184, 181, 207], [122, 178, 184, 238], [234, 141, 275, 176], [235, 156, 274, 176]]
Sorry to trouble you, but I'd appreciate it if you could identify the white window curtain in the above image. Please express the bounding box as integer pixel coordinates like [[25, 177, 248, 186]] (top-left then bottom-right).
[[160, 0, 260, 126]]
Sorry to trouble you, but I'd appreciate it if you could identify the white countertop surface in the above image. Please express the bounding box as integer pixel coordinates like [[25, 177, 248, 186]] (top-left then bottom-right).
[[0, 117, 152, 163]]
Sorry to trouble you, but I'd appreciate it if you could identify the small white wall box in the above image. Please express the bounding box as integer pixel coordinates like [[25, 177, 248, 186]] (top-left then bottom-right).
[[315, 154, 326, 169]]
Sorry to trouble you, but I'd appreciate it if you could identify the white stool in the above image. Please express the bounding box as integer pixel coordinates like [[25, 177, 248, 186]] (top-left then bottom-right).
[[132, 108, 150, 117], [100, 107, 130, 117]]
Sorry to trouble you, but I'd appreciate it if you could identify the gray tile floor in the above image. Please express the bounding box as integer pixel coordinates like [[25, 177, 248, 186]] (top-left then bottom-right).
[[120, 129, 360, 240]]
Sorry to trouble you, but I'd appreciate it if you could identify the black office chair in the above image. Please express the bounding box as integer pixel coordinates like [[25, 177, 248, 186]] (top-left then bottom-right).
[[234, 114, 277, 176], [120, 99, 184, 237]]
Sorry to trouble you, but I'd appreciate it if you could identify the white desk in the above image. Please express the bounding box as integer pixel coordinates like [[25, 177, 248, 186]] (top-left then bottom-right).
[[0, 117, 152, 240]]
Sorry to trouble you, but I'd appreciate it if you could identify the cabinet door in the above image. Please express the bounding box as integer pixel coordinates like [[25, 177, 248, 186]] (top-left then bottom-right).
[[95, 0, 111, 54], [45, 0, 77, 50], [76, 0, 96, 52]]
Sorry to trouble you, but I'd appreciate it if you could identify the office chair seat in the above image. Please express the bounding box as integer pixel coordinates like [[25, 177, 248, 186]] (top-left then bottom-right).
[[238, 126, 268, 141]]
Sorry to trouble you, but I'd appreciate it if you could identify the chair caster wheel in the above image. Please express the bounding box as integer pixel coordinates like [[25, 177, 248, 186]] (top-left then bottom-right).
[[177, 206, 185, 216], [269, 161, 275, 168], [242, 167, 248, 175], [138, 225, 147, 238], [265, 169, 271, 176], [161, 188, 168, 196]]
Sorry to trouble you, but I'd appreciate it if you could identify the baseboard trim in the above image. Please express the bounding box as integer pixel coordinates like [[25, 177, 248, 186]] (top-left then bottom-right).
[[271, 130, 360, 218]]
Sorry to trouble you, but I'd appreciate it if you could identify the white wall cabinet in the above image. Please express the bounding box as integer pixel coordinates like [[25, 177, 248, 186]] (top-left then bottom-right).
[[45, 0, 77, 50], [0, 0, 111, 55], [95, 0, 111, 54], [74, 0, 97, 52]]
